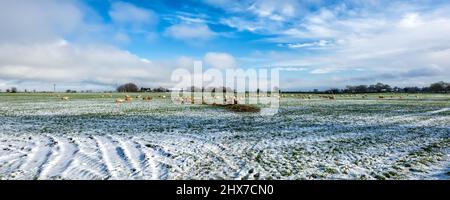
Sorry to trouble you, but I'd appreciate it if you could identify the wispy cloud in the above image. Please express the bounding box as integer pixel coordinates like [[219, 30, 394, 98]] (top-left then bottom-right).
[[278, 40, 333, 49]]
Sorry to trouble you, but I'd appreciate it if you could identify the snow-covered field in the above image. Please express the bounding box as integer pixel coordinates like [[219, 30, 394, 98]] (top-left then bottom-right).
[[0, 93, 449, 180]]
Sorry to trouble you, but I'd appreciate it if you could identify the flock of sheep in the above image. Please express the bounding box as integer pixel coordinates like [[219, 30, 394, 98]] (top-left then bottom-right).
[[114, 95, 162, 103], [55, 93, 422, 104], [55, 94, 161, 103]]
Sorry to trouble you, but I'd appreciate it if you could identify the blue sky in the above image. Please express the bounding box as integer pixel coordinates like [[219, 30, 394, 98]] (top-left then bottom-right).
[[83, 0, 288, 59], [0, 0, 449, 91]]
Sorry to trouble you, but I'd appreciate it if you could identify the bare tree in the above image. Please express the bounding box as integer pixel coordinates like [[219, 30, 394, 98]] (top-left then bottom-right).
[[431, 82, 448, 92], [117, 83, 139, 92]]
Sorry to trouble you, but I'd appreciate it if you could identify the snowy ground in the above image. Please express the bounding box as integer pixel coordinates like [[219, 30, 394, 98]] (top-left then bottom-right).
[[0, 93, 449, 180]]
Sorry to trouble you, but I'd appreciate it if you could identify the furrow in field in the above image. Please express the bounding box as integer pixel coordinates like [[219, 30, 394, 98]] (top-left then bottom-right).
[[0, 156, 27, 178], [0, 152, 25, 163], [94, 136, 135, 179], [134, 140, 171, 180], [68, 137, 110, 178], [12, 136, 55, 179], [39, 137, 79, 179], [62, 161, 108, 180], [115, 137, 154, 179], [63, 153, 110, 180], [150, 134, 244, 179]]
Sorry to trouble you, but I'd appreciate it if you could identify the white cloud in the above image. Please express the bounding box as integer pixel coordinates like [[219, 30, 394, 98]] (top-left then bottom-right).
[[220, 17, 262, 32], [109, 1, 157, 30], [0, 0, 84, 44], [0, 1, 179, 91], [164, 23, 217, 41], [240, 3, 450, 88], [0, 40, 195, 91], [248, 0, 298, 21], [204, 52, 237, 69], [398, 13, 423, 28], [206, 0, 300, 21], [209, 0, 303, 33]]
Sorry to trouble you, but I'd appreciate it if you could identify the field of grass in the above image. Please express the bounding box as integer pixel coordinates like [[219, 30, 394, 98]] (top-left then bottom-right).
[[0, 92, 449, 180]]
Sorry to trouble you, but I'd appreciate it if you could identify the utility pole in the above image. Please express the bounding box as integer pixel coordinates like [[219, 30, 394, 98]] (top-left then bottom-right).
[[53, 84, 56, 93]]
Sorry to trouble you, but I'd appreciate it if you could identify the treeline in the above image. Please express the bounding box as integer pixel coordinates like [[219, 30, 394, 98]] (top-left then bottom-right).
[[116, 83, 169, 92], [3, 87, 18, 93], [324, 81, 449, 94], [2, 81, 448, 94], [116, 83, 237, 93]]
